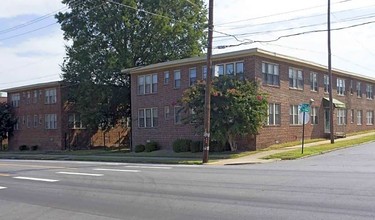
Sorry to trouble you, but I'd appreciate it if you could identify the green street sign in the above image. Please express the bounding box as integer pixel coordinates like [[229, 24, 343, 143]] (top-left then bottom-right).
[[299, 103, 310, 113]]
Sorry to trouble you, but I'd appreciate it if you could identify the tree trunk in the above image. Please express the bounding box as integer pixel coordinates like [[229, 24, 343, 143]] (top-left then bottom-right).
[[228, 134, 237, 152]]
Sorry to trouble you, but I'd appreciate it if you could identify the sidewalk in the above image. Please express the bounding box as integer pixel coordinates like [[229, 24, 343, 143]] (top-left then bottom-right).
[[209, 132, 375, 165]]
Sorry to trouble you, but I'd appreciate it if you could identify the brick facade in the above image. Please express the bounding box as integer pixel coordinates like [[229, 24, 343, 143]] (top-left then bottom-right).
[[128, 48, 375, 150]]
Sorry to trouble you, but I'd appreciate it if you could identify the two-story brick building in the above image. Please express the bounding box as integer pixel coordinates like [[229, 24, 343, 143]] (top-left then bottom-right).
[[2, 81, 129, 151], [127, 48, 375, 150]]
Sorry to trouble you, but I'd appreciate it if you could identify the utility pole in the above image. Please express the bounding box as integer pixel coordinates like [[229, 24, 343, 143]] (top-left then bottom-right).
[[328, 0, 334, 144], [203, 0, 214, 163]]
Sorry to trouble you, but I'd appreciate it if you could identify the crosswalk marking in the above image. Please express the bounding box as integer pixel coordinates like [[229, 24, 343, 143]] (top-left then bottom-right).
[[13, 176, 59, 182], [57, 171, 104, 176], [124, 165, 172, 170], [0, 186, 7, 190], [93, 168, 140, 173]]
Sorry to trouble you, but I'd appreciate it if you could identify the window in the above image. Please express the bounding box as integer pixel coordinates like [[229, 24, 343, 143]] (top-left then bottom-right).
[[262, 62, 279, 86], [11, 93, 20, 107], [236, 62, 244, 79], [350, 80, 353, 95], [45, 88, 57, 104], [225, 63, 234, 75], [357, 82, 362, 98], [164, 106, 170, 120], [45, 114, 57, 129], [138, 108, 158, 128], [310, 72, 318, 91], [27, 115, 31, 128], [68, 114, 84, 129], [202, 66, 207, 80], [152, 74, 158, 93], [174, 70, 181, 88], [22, 116, 26, 125], [337, 78, 345, 96], [174, 106, 183, 124], [164, 71, 169, 84], [189, 68, 197, 86], [26, 91, 31, 104], [138, 74, 157, 94], [33, 115, 38, 127], [337, 109, 346, 125], [324, 75, 329, 93], [214, 62, 244, 78], [289, 105, 301, 125], [13, 117, 19, 130], [267, 103, 280, 125], [33, 90, 38, 103], [357, 110, 363, 125], [138, 76, 145, 95], [366, 84, 373, 100], [215, 64, 224, 77], [311, 107, 319, 125], [289, 68, 303, 89], [366, 111, 374, 125], [350, 109, 355, 124]]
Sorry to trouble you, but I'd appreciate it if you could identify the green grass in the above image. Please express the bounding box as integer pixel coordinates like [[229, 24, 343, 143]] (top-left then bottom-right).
[[262, 138, 325, 150], [263, 135, 375, 160]]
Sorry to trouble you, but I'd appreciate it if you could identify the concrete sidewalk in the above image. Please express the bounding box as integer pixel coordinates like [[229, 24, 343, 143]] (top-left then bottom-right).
[[209, 132, 375, 165]]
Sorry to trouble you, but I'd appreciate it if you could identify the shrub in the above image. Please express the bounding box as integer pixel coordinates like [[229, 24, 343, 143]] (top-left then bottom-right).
[[19, 145, 29, 151], [31, 145, 39, 151], [172, 139, 192, 153], [145, 141, 159, 152], [134, 144, 145, 153], [1, 144, 8, 151], [209, 141, 230, 152], [190, 141, 203, 153]]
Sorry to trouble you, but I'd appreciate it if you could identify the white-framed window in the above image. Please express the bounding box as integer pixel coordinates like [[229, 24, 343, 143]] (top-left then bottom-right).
[[33, 90, 38, 103], [267, 103, 280, 125], [225, 63, 234, 75], [26, 115, 31, 128], [45, 88, 57, 104], [337, 109, 346, 125], [289, 67, 303, 89], [138, 108, 158, 128], [324, 74, 329, 93], [33, 115, 38, 128], [138, 74, 157, 94], [357, 82, 362, 98], [13, 117, 19, 130], [202, 66, 207, 80], [26, 91, 31, 104], [366, 110, 374, 125], [349, 80, 354, 95], [45, 114, 57, 129], [311, 107, 319, 125], [262, 62, 279, 86], [68, 113, 84, 129], [189, 68, 197, 86], [310, 72, 318, 91], [289, 105, 301, 125], [214, 61, 244, 77], [174, 70, 181, 89], [366, 84, 373, 100], [164, 71, 169, 85], [357, 110, 363, 125], [350, 109, 355, 124], [174, 106, 183, 124], [337, 78, 345, 96], [164, 106, 170, 120], [11, 93, 20, 107], [215, 64, 224, 76]]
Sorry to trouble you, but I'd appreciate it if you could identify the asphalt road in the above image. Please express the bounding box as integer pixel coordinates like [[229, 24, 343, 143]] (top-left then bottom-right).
[[1, 142, 375, 220]]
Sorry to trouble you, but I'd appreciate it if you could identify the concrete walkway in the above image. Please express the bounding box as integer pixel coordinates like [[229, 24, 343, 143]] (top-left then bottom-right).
[[209, 132, 375, 165]]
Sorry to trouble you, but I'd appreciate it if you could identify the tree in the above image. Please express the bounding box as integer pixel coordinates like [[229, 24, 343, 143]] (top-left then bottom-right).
[[0, 103, 17, 150], [56, 0, 207, 129], [181, 76, 268, 151]]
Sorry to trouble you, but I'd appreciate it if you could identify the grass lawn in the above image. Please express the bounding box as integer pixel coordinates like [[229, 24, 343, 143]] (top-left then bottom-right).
[[263, 135, 375, 160]]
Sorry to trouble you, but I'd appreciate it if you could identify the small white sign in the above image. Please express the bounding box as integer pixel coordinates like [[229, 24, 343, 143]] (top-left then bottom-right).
[[299, 112, 310, 124]]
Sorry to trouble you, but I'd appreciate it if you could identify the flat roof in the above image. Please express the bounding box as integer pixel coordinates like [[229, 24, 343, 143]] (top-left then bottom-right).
[[123, 48, 375, 83], [1, 81, 62, 93]]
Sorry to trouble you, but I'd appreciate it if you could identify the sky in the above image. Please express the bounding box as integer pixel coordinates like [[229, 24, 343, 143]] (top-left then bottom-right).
[[1, 0, 375, 96]]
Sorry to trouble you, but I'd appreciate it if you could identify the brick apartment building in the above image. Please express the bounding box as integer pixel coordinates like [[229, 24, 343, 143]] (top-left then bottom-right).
[[127, 48, 375, 150], [2, 81, 128, 151]]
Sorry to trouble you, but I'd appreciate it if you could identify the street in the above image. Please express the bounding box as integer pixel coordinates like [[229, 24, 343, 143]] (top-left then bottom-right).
[[1, 142, 375, 220]]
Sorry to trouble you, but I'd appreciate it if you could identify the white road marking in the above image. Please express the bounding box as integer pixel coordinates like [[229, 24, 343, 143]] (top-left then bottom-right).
[[57, 172, 104, 177], [13, 177, 59, 182], [93, 168, 140, 173], [0, 186, 7, 190], [124, 165, 172, 169]]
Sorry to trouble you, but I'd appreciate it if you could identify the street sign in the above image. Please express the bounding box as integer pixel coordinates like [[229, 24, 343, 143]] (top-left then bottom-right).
[[299, 103, 310, 113]]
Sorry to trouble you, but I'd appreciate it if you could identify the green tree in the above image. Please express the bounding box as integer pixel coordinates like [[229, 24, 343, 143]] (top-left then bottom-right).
[[0, 103, 17, 150], [56, 0, 207, 129], [181, 76, 268, 151]]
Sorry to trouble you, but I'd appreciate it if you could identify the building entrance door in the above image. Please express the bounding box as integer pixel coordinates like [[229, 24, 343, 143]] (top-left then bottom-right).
[[324, 108, 330, 133]]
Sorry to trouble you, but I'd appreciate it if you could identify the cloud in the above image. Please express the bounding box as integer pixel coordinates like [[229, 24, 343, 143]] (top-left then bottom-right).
[[0, 0, 64, 18]]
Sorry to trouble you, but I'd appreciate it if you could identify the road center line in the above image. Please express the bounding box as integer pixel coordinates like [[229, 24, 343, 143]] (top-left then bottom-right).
[[13, 176, 59, 182], [94, 168, 140, 173], [124, 166, 172, 169], [0, 186, 7, 190], [0, 173, 10, 177], [57, 171, 104, 176]]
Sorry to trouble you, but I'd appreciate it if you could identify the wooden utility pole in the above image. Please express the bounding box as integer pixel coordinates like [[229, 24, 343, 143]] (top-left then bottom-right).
[[203, 0, 214, 163], [328, 0, 334, 144]]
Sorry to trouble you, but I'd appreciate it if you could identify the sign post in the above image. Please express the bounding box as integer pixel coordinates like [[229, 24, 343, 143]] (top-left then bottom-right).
[[299, 103, 310, 154]]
